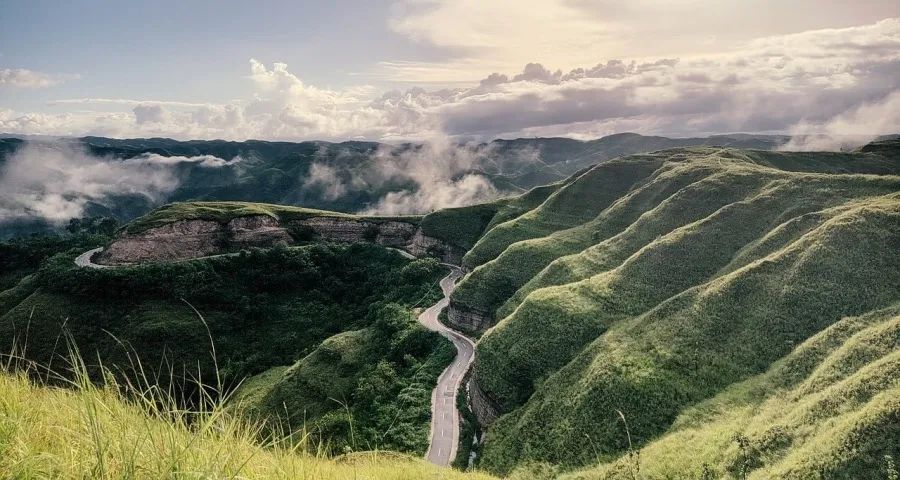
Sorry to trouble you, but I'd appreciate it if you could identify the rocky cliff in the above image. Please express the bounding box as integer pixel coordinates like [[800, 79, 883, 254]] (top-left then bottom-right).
[[446, 303, 494, 333], [467, 376, 501, 427], [99, 214, 460, 266]]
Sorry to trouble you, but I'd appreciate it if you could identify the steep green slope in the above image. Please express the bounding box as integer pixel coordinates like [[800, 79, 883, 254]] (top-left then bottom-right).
[[444, 146, 900, 474], [452, 147, 900, 328], [419, 182, 564, 251], [479, 193, 900, 472], [562, 302, 900, 480]]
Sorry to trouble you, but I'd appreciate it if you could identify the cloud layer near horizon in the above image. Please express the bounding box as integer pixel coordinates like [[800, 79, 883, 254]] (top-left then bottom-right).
[[1, 19, 898, 144], [0, 141, 241, 223]]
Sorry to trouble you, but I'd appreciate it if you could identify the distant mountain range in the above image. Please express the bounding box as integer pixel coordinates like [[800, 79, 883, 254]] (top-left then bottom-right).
[[0, 132, 838, 238]]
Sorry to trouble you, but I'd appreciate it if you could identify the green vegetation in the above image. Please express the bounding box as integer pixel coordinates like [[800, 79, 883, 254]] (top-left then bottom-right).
[[4, 141, 899, 477], [0, 217, 115, 289], [125, 201, 420, 234], [232, 304, 456, 454], [561, 302, 900, 479], [442, 146, 900, 475], [419, 182, 562, 251], [453, 372, 483, 471], [0, 242, 450, 455], [0, 357, 496, 479]]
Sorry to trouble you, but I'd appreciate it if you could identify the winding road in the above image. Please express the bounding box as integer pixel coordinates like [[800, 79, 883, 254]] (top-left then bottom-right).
[[76, 247, 476, 466], [74, 247, 109, 269], [418, 266, 473, 466]]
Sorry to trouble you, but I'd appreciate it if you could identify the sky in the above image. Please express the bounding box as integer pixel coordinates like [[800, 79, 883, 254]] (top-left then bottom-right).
[[1, 0, 899, 142]]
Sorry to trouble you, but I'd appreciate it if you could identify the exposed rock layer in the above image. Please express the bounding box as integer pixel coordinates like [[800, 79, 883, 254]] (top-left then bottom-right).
[[98, 215, 459, 266], [467, 376, 501, 427], [446, 303, 494, 333]]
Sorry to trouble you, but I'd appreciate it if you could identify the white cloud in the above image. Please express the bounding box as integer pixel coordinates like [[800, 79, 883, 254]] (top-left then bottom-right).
[[302, 162, 348, 200], [359, 139, 500, 214], [0, 68, 79, 88], [0, 141, 240, 223], [3, 19, 899, 146], [51, 98, 213, 108], [133, 104, 170, 125], [381, 1, 900, 81], [781, 91, 900, 151]]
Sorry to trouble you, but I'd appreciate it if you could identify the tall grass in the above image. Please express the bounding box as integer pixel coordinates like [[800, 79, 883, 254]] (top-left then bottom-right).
[[0, 343, 494, 479]]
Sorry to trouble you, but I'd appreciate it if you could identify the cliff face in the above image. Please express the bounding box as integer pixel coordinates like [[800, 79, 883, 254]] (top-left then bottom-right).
[[99, 216, 293, 265], [467, 376, 501, 427], [99, 215, 459, 266], [406, 230, 466, 265], [446, 303, 494, 333]]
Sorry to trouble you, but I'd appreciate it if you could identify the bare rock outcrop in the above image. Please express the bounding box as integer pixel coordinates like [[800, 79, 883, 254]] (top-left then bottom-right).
[[98, 219, 227, 265], [407, 230, 466, 265], [98, 213, 463, 266], [467, 376, 501, 427], [446, 303, 493, 333], [289, 217, 417, 247], [227, 215, 293, 247]]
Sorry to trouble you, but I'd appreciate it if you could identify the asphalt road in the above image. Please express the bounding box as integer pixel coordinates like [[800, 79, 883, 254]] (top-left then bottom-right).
[[74, 247, 109, 269], [418, 266, 474, 466]]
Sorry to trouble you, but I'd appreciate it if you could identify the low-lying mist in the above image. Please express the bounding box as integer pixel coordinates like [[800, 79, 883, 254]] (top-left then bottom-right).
[[0, 140, 241, 224]]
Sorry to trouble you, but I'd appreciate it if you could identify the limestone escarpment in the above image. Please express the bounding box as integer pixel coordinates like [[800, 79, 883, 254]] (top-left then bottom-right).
[[99, 214, 461, 266], [407, 230, 466, 265], [446, 303, 493, 333], [467, 376, 501, 428]]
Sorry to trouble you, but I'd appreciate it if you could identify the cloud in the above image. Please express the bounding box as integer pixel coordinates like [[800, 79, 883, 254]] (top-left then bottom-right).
[[381, 0, 900, 81], [358, 139, 500, 215], [0, 68, 79, 88], [4, 19, 899, 146], [51, 98, 213, 108], [0, 141, 240, 224], [781, 91, 900, 151], [133, 104, 170, 125], [302, 162, 349, 201]]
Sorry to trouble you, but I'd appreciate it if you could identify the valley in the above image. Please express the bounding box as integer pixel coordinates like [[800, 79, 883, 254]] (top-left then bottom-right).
[[1, 140, 898, 478]]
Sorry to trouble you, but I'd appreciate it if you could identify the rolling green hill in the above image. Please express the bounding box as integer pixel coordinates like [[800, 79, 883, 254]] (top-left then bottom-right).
[[439, 145, 900, 476]]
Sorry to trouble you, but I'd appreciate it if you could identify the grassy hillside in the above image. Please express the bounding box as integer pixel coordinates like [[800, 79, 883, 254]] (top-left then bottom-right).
[[0, 242, 451, 455], [442, 146, 900, 475], [0, 367, 495, 479], [453, 147, 900, 323], [124, 200, 420, 234], [562, 302, 900, 480], [419, 182, 564, 251], [231, 304, 457, 453]]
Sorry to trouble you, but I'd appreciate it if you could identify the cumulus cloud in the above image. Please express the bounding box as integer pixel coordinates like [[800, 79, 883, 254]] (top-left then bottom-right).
[[0, 141, 240, 223], [133, 104, 170, 125], [358, 139, 500, 215], [0, 68, 79, 88], [3, 19, 899, 147]]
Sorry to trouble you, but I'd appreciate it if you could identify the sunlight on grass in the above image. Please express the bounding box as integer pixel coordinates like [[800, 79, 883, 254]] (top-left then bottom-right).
[[0, 349, 495, 479]]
